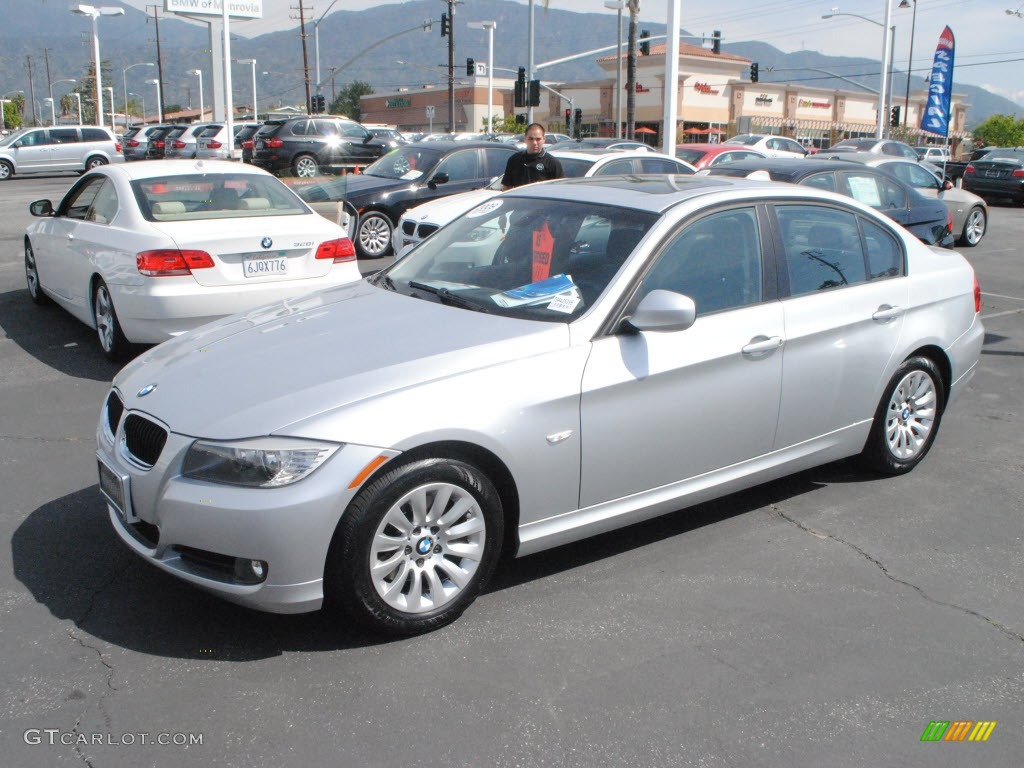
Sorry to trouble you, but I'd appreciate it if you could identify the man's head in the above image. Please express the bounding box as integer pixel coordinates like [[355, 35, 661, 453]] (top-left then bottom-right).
[[524, 123, 546, 155]]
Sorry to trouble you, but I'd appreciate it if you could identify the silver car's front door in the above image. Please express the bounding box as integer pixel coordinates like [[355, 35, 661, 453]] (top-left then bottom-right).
[[579, 206, 784, 507]]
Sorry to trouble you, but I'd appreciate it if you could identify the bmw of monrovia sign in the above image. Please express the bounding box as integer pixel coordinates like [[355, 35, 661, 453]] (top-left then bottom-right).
[[165, 0, 263, 19]]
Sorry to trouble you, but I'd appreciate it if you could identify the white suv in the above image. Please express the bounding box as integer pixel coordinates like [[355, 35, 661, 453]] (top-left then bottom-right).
[[0, 125, 123, 180]]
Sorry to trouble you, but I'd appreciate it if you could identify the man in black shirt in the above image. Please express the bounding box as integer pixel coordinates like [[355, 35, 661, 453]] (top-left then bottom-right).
[[501, 122, 563, 189]]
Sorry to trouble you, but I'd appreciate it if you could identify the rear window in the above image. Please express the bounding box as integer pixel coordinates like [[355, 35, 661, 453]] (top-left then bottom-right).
[[81, 128, 112, 142], [132, 173, 312, 221]]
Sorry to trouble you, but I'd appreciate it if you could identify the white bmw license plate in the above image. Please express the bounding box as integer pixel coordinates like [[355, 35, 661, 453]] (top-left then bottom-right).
[[243, 253, 288, 277], [97, 454, 134, 522]]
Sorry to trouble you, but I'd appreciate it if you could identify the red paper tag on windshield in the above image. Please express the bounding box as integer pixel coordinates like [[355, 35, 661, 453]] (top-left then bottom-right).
[[531, 222, 554, 282]]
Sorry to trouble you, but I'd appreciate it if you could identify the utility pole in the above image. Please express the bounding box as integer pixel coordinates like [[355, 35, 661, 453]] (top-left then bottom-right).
[[25, 55, 37, 125], [44, 48, 53, 113], [291, 3, 313, 113], [146, 6, 166, 121], [446, 0, 455, 131]]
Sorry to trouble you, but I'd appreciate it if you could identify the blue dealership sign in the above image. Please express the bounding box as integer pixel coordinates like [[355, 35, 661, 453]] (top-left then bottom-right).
[[920, 26, 955, 137]]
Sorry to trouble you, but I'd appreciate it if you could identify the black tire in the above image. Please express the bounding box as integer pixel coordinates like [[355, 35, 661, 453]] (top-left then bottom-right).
[[292, 154, 320, 178], [355, 210, 394, 258], [957, 206, 986, 247], [0, 159, 13, 181], [860, 356, 945, 476], [93, 279, 130, 360], [24, 239, 49, 306], [327, 457, 503, 636], [85, 155, 108, 172]]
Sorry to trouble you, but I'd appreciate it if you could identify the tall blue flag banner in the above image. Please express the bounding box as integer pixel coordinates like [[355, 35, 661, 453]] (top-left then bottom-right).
[[921, 26, 955, 137]]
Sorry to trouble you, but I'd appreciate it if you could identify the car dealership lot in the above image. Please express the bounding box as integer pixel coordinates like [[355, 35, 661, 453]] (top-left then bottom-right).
[[1, 174, 1021, 766]]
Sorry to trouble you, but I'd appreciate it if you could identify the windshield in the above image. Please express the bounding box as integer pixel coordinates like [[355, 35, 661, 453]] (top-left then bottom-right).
[[362, 145, 445, 179], [379, 196, 657, 323], [132, 173, 312, 221], [0, 127, 33, 147], [675, 148, 707, 165]]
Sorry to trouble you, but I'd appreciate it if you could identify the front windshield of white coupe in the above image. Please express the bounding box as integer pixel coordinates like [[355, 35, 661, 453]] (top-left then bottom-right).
[[380, 197, 657, 322]]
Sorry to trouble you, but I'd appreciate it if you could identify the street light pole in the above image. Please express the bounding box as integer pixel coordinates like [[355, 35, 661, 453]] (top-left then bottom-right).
[[190, 69, 204, 121], [468, 21, 496, 132], [105, 86, 114, 130], [123, 62, 154, 128], [822, 5, 893, 139], [314, 0, 342, 94], [146, 78, 161, 124], [900, 0, 917, 126], [71, 92, 82, 124], [234, 59, 257, 120], [71, 4, 125, 130], [604, 1, 624, 138], [49, 79, 76, 126]]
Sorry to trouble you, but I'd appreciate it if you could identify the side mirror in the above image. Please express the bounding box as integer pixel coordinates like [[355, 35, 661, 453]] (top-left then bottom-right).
[[942, 179, 953, 191], [427, 172, 450, 190], [622, 289, 697, 333], [29, 199, 55, 217]]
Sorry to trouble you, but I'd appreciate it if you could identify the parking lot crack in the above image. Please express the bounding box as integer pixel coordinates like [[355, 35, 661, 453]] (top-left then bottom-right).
[[772, 505, 1024, 646]]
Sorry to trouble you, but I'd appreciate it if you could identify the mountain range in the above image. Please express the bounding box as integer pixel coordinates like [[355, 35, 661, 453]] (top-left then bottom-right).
[[2, 0, 1019, 128]]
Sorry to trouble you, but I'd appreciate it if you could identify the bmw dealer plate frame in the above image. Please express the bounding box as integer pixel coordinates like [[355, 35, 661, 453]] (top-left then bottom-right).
[[97, 452, 136, 523]]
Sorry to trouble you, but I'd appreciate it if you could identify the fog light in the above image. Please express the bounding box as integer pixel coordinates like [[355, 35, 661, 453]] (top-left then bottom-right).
[[233, 558, 268, 584]]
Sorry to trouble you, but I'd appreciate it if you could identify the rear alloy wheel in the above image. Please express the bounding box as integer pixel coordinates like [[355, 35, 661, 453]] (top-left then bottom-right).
[[861, 356, 945, 476], [356, 211, 393, 258], [0, 160, 12, 181], [85, 155, 108, 172], [958, 206, 986, 247], [93, 279, 130, 360], [327, 458, 503, 636], [292, 154, 320, 178], [25, 240, 48, 305]]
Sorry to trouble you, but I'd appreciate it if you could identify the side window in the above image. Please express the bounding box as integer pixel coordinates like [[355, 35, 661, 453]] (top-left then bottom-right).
[[81, 128, 109, 142], [861, 217, 905, 279], [902, 163, 940, 190], [775, 205, 868, 296], [51, 128, 80, 144], [20, 130, 51, 146], [801, 172, 837, 192], [766, 138, 780, 150], [843, 172, 907, 209], [288, 120, 310, 136], [87, 179, 119, 225], [641, 207, 763, 315], [638, 157, 690, 174], [436, 150, 481, 181], [316, 120, 339, 137], [483, 148, 514, 176], [594, 158, 634, 175], [60, 176, 107, 221], [339, 122, 370, 140]]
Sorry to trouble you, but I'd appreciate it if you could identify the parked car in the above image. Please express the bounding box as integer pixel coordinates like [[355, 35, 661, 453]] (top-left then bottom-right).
[[942, 146, 1002, 184], [296, 140, 519, 258], [144, 124, 189, 160], [396, 148, 696, 255], [723, 133, 808, 158], [367, 126, 410, 149], [24, 160, 360, 359], [121, 125, 164, 162], [914, 146, 951, 163], [705, 158, 954, 247], [550, 137, 651, 151], [251, 116, 389, 177], [827, 153, 988, 247], [961, 147, 1024, 206], [823, 138, 920, 160], [0, 125, 123, 180], [195, 121, 261, 161], [675, 142, 767, 170], [94, 174, 983, 636], [164, 123, 219, 159]]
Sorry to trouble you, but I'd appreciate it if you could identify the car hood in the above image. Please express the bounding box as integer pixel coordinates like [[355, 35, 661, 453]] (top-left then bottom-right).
[[402, 187, 501, 227], [113, 280, 569, 439], [300, 173, 408, 205]]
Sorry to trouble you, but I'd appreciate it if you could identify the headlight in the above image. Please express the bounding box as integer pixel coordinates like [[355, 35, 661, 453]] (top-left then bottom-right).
[[182, 437, 340, 488]]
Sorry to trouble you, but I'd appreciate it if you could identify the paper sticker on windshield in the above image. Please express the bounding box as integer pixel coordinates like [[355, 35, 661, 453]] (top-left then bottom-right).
[[547, 290, 581, 313], [491, 274, 577, 308], [466, 199, 503, 218], [400, 170, 424, 180]]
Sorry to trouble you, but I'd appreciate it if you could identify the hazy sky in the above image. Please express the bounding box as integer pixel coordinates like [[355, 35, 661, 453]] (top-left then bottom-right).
[[120, 0, 1024, 106]]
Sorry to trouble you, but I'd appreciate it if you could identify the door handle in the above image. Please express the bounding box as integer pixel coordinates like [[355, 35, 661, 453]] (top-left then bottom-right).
[[741, 335, 783, 356], [872, 304, 904, 323]]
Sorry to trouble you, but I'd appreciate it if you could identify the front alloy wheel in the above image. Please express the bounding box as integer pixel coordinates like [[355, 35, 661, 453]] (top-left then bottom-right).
[[861, 356, 945, 475], [356, 211, 393, 258], [959, 207, 985, 247], [328, 458, 503, 635]]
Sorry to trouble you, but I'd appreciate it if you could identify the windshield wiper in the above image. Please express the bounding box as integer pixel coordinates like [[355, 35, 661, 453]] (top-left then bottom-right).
[[407, 280, 491, 313]]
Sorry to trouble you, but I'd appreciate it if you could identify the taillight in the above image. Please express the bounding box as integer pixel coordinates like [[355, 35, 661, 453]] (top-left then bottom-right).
[[172, 140, 186, 149], [973, 273, 981, 313], [242, 140, 253, 149], [137, 249, 215, 276], [1012, 169, 1024, 178], [208, 140, 223, 149], [314, 238, 356, 263], [154, 140, 165, 149], [115, 142, 122, 152], [963, 164, 975, 175], [265, 138, 284, 148], [127, 139, 139, 147]]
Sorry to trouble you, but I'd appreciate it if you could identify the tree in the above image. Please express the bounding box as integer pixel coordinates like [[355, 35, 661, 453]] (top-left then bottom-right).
[[482, 114, 520, 133], [330, 81, 374, 121], [971, 114, 1024, 148]]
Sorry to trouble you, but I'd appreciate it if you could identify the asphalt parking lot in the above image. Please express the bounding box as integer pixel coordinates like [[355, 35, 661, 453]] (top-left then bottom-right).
[[0, 172, 1021, 767]]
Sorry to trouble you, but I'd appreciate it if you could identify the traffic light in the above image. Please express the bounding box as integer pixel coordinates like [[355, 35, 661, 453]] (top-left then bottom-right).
[[749, 62, 759, 83], [515, 113, 526, 125], [466, 58, 475, 77], [440, 12, 449, 37], [574, 108, 583, 138], [514, 67, 526, 108], [639, 30, 650, 56], [890, 105, 901, 127], [314, 94, 326, 113], [528, 79, 540, 107], [564, 108, 571, 130], [712, 30, 721, 55]]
